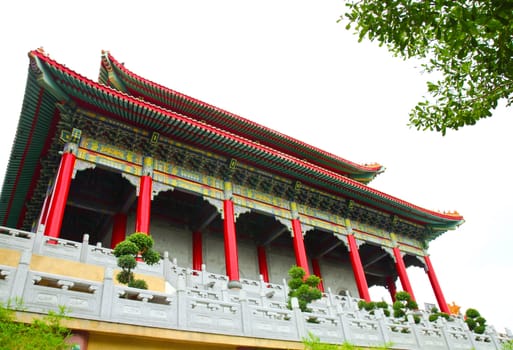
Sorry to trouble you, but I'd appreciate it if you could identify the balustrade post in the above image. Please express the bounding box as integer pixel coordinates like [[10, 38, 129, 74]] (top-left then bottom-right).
[[79, 234, 89, 263], [100, 268, 114, 320], [239, 289, 251, 336], [375, 308, 391, 345], [406, 314, 422, 349], [336, 304, 350, 343], [11, 250, 31, 299], [176, 275, 187, 328], [163, 251, 171, 281], [291, 297, 307, 339]]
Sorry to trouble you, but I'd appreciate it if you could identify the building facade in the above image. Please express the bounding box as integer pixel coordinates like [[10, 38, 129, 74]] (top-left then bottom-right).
[[1, 49, 508, 349]]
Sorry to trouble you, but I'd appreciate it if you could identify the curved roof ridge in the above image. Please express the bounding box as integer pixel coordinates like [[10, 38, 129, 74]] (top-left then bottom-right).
[[101, 51, 385, 184], [29, 49, 463, 227]]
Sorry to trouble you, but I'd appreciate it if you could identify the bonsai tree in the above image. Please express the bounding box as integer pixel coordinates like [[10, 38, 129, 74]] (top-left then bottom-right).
[[287, 266, 322, 312], [393, 291, 420, 324], [358, 299, 390, 317], [113, 232, 160, 289], [465, 308, 487, 334], [428, 306, 452, 323]]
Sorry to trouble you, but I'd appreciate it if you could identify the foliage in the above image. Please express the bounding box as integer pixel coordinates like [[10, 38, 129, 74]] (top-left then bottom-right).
[[357, 299, 390, 317], [465, 308, 487, 334], [392, 291, 419, 323], [502, 340, 513, 350], [428, 306, 452, 322], [342, 1, 513, 135], [0, 299, 72, 349], [287, 266, 322, 313], [113, 232, 160, 289], [302, 332, 393, 350]]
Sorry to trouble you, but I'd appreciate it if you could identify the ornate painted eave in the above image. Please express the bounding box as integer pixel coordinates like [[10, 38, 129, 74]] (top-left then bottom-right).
[[0, 49, 464, 237], [99, 51, 385, 185]]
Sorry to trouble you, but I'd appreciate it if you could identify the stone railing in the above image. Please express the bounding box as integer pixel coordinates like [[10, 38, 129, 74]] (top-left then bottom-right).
[[0, 226, 511, 349]]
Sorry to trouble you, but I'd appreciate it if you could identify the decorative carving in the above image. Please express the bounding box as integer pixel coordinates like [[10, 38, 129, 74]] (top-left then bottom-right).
[[73, 159, 96, 179]]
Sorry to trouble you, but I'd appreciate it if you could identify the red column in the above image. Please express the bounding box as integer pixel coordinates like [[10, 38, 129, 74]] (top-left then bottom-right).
[[311, 258, 324, 292], [257, 245, 270, 283], [135, 175, 152, 234], [37, 181, 52, 230], [45, 150, 76, 239], [291, 218, 310, 275], [424, 254, 450, 313], [393, 246, 416, 301], [386, 276, 397, 302], [111, 213, 127, 248], [192, 231, 203, 271], [347, 234, 371, 301], [223, 196, 240, 288]]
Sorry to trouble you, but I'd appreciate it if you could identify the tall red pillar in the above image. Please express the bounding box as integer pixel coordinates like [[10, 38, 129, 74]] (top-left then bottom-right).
[[257, 245, 270, 283], [135, 175, 152, 234], [386, 276, 397, 302], [393, 246, 416, 301], [347, 234, 371, 301], [223, 182, 241, 288], [290, 202, 310, 275], [424, 254, 450, 313], [37, 180, 53, 231], [291, 218, 310, 275], [45, 146, 76, 239], [192, 231, 203, 271], [311, 258, 324, 292], [111, 213, 127, 249], [135, 157, 154, 234]]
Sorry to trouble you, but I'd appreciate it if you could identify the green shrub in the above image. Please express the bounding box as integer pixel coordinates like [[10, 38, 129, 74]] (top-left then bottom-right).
[[287, 266, 322, 312], [113, 232, 160, 289], [465, 308, 486, 334]]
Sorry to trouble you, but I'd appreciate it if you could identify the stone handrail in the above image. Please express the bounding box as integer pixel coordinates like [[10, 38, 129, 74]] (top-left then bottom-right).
[[0, 228, 512, 349]]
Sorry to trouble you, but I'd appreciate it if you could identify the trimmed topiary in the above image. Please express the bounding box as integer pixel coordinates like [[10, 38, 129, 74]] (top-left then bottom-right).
[[287, 266, 322, 313], [113, 232, 160, 290]]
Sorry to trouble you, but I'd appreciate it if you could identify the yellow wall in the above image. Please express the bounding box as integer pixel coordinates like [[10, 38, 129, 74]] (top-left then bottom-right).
[[88, 334, 233, 350], [0, 248, 21, 266], [30, 255, 105, 282]]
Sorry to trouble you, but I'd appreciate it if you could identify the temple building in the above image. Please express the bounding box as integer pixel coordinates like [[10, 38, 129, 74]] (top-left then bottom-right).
[[2, 49, 507, 349]]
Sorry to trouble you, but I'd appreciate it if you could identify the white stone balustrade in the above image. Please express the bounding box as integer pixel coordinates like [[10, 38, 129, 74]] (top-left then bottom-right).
[[0, 228, 512, 349]]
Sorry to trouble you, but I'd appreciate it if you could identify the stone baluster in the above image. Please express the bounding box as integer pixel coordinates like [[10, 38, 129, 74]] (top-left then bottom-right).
[[291, 297, 307, 339], [176, 275, 187, 328], [80, 234, 89, 263], [10, 250, 32, 299], [239, 289, 251, 336], [100, 267, 114, 320]]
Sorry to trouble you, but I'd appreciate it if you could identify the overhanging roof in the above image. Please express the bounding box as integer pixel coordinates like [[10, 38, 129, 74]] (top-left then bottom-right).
[[99, 52, 385, 185], [0, 49, 464, 238]]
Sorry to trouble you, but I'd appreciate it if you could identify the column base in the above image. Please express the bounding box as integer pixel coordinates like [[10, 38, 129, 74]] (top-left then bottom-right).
[[227, 280, 242, 289]]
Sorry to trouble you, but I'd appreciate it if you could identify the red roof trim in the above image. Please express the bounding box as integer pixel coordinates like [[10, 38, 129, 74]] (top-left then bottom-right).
[[31, 50, 463, 223], [105, 53, 383, 175]]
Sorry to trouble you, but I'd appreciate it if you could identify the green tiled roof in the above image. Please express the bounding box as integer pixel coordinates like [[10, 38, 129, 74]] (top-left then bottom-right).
[[0, 49, 464, 236]]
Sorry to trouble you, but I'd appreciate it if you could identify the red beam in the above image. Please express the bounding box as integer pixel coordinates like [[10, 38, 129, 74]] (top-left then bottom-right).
[[347, 234, 371, 301], [193, 231, 203, 271], [223, 199, 240, 285], [424, 255, 450, 313], [45, 151, 76, 238], [291, 218, 310, 275], [311, 258, 324, 292], [393, 247, 416, 301], [257, 245, 269, 283], [111, 213, 127, 248], [135, 175, 152, 234]]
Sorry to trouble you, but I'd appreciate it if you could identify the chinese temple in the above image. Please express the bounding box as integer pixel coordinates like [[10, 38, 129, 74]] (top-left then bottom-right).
[[2, 49, 508, 349]]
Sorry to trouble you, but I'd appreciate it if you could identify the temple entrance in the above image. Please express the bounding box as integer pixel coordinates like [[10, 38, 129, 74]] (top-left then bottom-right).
[[60, 167, 135, 243]]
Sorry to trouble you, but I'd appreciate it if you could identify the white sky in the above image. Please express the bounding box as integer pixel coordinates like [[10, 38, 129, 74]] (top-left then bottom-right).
[[1, 0, 512, 332]]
